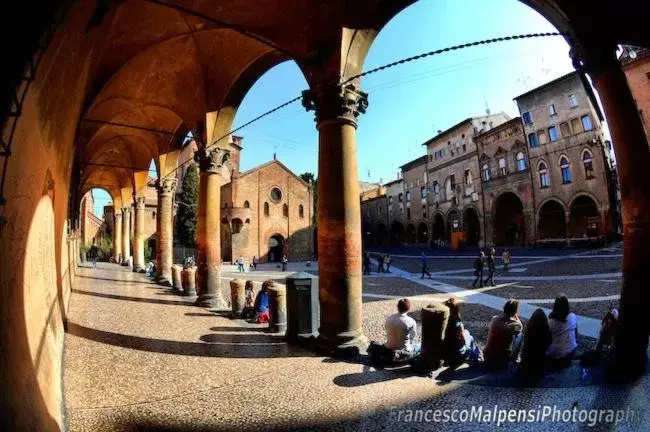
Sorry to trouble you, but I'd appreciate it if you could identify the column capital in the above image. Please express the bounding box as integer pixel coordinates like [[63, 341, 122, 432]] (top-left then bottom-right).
[[194, 147, 230, 175], [157, 178, 178, 197], [302, 84, 368, 127], [121, 207, 131, 216], [135, 196, 146, 209], [569, 42, 619, 79]]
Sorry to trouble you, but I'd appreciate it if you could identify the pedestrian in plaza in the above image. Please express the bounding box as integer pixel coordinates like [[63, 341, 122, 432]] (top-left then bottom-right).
[[281, 255, 288, 272], [252, 255, 259, 270], [377, 254, 385, 273], [483, 248, 496, 287], [502, 248, 511, 272], [236, 256, 245, 272], [420, 252, 432, 279], [385, 254, 392, 273], [363, 252, 371, 275], [89, 241, 99, 269], [472, 251, 485, 288]]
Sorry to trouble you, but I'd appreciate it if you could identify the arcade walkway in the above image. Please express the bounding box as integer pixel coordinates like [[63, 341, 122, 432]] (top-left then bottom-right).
[[64, 264, 650, 431]]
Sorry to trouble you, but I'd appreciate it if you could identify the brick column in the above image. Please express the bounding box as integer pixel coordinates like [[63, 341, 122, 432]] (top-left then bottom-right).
[[194, 147, 229, 309], [121, 207, 131, 266], [133, 197, 146, 272], [580, 45, 650, 381], [113, 211, 122, 263], [157, 178, 177, 285], [302, 84, 369, 355]]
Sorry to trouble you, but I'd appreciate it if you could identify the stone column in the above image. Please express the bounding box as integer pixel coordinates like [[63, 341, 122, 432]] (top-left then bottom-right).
[[121, 207, 131, 266], [302, 84, 369, 354], [157, 178, 177, 285], [194, 147, 229, 309], [132, 197, 146, 272], [580, 45, 650, 381], [114, 212, 123, 263]]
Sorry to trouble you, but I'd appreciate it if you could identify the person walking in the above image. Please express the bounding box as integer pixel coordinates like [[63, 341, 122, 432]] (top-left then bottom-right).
[[281, 255, 288, 272], [237, 256, 245, 272], [420, 252, 432, 279], [502, 249, 511, 272], [385, 254, 392, 273], [377, 254, 385, 273], [252, 255, 259, 270], [363, 252, 371, 275], [89, 242, 99, 269], [484, 248, 496, 287], [472, 251, 485, 288]]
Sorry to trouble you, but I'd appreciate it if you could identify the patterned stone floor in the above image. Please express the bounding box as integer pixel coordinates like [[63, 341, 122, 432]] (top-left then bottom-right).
[[64, 261, 649, 431]]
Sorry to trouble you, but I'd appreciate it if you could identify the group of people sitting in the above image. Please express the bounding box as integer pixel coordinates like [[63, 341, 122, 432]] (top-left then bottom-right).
[[240, 279, 274, 324], [382, 294, 618, 383]]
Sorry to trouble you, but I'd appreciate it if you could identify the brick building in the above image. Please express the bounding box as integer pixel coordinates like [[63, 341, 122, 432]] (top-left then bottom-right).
[[514, 71, 616, 243], [361, 72, 618, 248], [620, 46, 650, 143], [80, 191, 105, 246]]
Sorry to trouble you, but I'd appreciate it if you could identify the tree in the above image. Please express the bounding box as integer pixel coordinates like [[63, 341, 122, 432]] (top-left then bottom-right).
[[175, 163, 199, 247], [299, 172, 317, 212]]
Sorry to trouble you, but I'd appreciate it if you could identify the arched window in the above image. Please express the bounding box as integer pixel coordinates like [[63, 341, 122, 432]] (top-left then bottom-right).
[[283, 204, 289, 217], [152, 211, 156, 219], [243, 200, 250, 208], [583, 150, 594, 179], [516, 152, 527, 171], [264, 202, 269, 216], [482, 164, 491, 181], [299, 204, 304, 218], [560, 156, 572, 184], [464, 169, 473, 186], [498, 158, 507, 176], [224, 202, 229, 209], [538, 162, 550, 188]]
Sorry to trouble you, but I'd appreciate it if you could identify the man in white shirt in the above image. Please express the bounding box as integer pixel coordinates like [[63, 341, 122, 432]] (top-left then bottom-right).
[[385, 298, 419, 353]]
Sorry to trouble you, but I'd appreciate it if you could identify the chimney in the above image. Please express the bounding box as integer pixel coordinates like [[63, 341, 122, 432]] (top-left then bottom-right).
[[228, 135, 243, 175]]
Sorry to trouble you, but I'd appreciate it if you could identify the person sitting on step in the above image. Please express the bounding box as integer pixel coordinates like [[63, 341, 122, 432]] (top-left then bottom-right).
[[252, 280, 272, 324], [517, 308, 552, 384], [240, 280, 256, 320], [442, 297, 482, 368], [385, 298, 420, 358], [484, 299, 523, 369], [546, 294, 578, 369]]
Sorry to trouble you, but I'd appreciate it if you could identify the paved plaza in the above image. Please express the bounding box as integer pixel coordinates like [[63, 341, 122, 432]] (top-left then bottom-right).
[[64, 243, 650, 431]]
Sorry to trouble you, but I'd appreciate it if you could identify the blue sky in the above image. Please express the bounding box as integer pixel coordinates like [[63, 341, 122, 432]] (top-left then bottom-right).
[[91, 0, 579, 216]]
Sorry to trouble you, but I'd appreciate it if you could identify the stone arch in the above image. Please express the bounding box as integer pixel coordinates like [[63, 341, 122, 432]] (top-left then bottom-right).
[[494, 192, 525, 246], [431, 212, 446, 243], [417, 222, 429, 244], [538, 198, 567, 240], [390, 221, 405, 246], [568, 194, 601, 238], [376, 223, 388, 246], [406, 223, 417, 245], [463, 206, 481, 247]]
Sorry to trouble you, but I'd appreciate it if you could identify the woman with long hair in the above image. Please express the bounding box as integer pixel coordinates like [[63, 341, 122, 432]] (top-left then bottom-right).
[[518, 308, 552, 384], [546, 294, 578, 369], [443, 298, 482, 367]]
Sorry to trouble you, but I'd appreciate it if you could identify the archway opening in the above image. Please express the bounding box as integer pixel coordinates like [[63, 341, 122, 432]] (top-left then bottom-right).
[[463, 207, 481, 246], [417, 222, 428, 244], [446, 210, 460, 244], [79, 188, 113, 262], [432, 213, 446, 244], [494, 192, 525, 246], [376, 223, 388, 246], [390, 221, 405, 245], [406, 224, 417, 244], [569, 195, 600, 238], [538, 200, 566, 240], [268, 234, 285, 262]]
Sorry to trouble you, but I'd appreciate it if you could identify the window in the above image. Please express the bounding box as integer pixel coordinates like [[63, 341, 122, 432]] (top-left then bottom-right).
[[560, 122, 571, 137], [538, 130, 548, 144], [422, 205, 426, 218], [406, 191, 411, 202], [498, 158, 507, 176], [583, 151, 595, 179], [270, 187, 282, 202], [232, 219, 243, 234], [528, 132, 539, 148], [407, 208, 411, 220], [522, 111, 532, 124], [548, 104, 557, 116], [398, 193, 403, 202], [264, 202, 269, 216], [516, 152, 527, 171], [560, 157, 572, 184], [581, 115, 593, 131], [464, 169, 473, 186], [152, 211, 156, 219], [378, 206, 382, 216], [433, 181, 440, 200], [568, 94, 579, 108], [445, 177, 454, 200], [429, 155, 433, 162], [571, 118, 581, 134], [243, 200, 250, 208], [388, 196, 393, 205], [482, 164, 491, 181], [548, 126, 559, 142], [420, 186, 427, 198], [224, 202, 229, 209], [450, 174, 456, 189], [299, 204, 304, 218], [538, 162, 550, 188]]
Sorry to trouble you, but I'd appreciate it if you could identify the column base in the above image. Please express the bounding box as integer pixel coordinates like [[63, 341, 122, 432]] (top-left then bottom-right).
[[133, 266, 146, 273], [183, 289, 197, 297], [195, 292, 229, 310], [315, 328, 368, 358], [157, 278, 171, 287]]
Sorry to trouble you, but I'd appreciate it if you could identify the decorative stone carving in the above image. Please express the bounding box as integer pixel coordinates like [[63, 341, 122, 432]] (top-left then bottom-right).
[[134, 196, 146, 209], [194, 147, 230, 174], [114, 212, 123, 221], [157, 178, 178, 197], [121, 207, 131, 216], [302, 84, 368, 126]]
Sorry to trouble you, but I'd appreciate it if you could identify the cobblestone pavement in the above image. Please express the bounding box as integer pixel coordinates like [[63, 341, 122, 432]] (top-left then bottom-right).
[[64, 256, 649, 432]]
